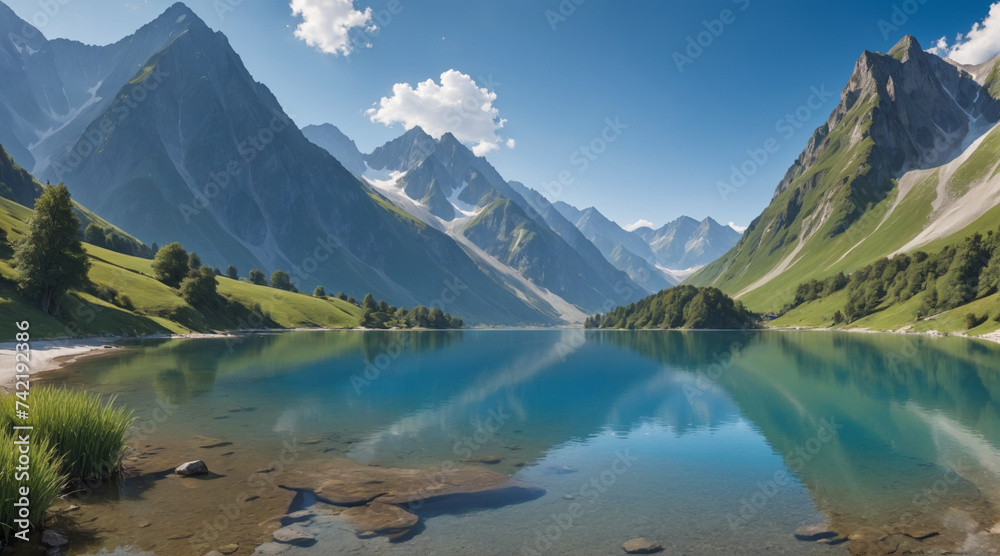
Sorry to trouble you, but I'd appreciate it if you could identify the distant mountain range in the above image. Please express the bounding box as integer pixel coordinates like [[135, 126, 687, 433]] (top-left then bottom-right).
[[0, 1, 743, 325], [552, 202, 741, 288], [688, 35, 1000, 314]]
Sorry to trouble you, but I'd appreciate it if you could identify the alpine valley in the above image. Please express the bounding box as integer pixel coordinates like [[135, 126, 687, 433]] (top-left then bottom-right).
[[0, 2, 738, 328]]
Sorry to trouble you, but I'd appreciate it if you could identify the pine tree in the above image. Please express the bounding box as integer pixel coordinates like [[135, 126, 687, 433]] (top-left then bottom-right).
[[13, 184, 91, 314]]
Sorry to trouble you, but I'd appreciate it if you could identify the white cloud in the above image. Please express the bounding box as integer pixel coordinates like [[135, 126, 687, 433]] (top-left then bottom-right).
[[290, 0, 375, 56], [728, 222, 748, 234], [926, 2, 1000, 65], [625, 219, 654, 232], [366, 70, 514, 157]]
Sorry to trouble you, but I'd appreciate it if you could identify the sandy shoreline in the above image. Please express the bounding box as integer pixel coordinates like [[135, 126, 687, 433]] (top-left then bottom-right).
[[767, 325, 1000, 345], [0, 333, 232, 390]]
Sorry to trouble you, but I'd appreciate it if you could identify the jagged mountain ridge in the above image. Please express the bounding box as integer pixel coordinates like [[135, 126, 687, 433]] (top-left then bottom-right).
[[551, 199, 739, 286], [688, 35, 1000, 308], [0, 2, 572, 325], [355, 126, 649, 313]]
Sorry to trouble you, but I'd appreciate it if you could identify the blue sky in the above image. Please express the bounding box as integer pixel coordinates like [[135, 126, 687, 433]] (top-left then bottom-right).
[[6, 0, 1000, 230]]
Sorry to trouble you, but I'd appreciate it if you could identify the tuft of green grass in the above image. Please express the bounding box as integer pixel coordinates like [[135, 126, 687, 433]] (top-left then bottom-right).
[[0, 388, 133, 483], [0, 428, 66, 541]]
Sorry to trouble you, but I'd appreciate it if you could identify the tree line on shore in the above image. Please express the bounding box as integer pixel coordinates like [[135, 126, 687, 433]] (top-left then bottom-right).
[[782, 226, 1000, 328], [11, 184, 464, 329]]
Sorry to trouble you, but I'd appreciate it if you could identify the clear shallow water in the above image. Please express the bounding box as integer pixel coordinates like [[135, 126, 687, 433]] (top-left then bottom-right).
[[33, 330, 1000, 555]]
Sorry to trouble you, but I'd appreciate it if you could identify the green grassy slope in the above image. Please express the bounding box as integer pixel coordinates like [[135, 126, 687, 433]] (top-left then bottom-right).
[[688, 47, 1000, 322], [0, 196, 362, 340], [772, 291, 1000, 337]]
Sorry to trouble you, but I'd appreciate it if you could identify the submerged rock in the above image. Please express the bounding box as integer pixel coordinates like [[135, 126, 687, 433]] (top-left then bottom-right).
[[41, 530, 68, 547], [342, 502, 419, 539], [621, 538, 663, 554], [280, 457, 544, 539], [272, 526, 315, 546], [175, 460, 209, 476], [794, 523, 838, 542]]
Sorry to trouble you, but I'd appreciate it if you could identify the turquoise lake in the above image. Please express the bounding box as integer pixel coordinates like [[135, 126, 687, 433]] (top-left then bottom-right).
[[35, 329, 1000, 555]]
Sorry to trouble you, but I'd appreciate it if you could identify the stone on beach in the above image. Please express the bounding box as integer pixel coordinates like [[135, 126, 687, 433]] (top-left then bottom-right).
[[175, 460, 209, 476]]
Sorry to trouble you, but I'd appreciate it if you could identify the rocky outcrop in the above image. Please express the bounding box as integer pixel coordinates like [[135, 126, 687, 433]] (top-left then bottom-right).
[[280, 457, 544, 539]]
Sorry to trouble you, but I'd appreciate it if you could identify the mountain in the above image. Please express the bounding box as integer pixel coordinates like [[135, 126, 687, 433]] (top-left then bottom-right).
[[0, 142, 149, 256], [301, 124, 367, 176], [350, 127, 649, 315], [551, 201, 674, 292], [551, 198, 739, 288], [0, 2, 205, 177], [633, 217, 741, 270], [688, 35, 1000, 312], [0, 3, 567, 325]]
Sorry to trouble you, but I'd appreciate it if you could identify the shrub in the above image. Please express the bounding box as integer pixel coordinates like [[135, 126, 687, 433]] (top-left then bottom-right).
[[226, 265, 238, 280], [180, 265, 219, 308], [114, 294, 135, 311], [94, 284, 119, 304], [248, 269, 267, 286], [832, 310, 845, 325], [0, 428, 66, 542], [0, 387, 133, 482], [964, 313, 987, 330], [151, 243, 189, 288], [270, 270, 295, 291], [313, 286, 326, 297]]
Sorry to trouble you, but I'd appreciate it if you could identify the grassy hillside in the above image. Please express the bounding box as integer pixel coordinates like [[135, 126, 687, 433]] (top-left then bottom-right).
[[0, 195, 364, 340], [688, 46, 1000, 322], [771, 225, 1000, 337]]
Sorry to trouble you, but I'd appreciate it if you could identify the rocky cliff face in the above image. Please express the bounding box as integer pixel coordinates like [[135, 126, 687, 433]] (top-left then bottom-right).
[[301, 124, 367, 176], [689, 35, 1000, 304], [774, 36, 1000, 210], [361, 129, 648, 313], [0, 3, 567, 325]]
